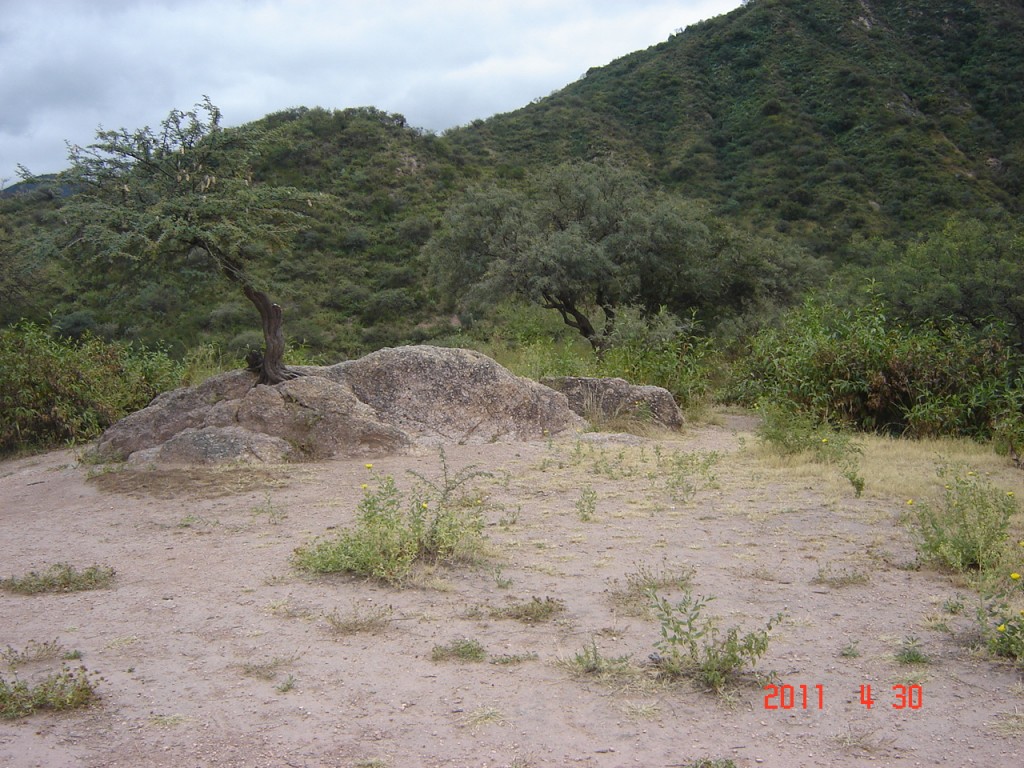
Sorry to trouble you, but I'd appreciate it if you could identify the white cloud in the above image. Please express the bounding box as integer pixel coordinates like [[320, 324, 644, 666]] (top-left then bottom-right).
[[0, 0, 743, 183]]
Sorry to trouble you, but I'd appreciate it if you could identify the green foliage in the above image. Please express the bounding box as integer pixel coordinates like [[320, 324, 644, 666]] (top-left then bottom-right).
[[426, 161, 819, 350], [733, 296, 1023, 440], [3, 0, 1023, 367], [292, 454, 487, 586], [561, 640, 633, 679], [430, 638, 487, 662], [650, 590, 781, 692], [56, 98, 308, 284], [453, 0, 1024, 245], [0, 665, 100, 719], [894, 636, 930, 665], [0, 322, 181, 453], [0, 563, 116, 594], [911, 465, 1017, 573], [598, 307, 714, 408], [977, 569, 1024, 664], [867, 217, 1024, 348]]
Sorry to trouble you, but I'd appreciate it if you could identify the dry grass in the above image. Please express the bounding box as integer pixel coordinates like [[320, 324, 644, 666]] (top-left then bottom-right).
[[89, 464, 294, 499], [323, 604, 393, 636]]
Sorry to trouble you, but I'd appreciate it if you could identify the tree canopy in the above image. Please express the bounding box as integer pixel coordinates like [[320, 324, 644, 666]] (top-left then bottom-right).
[[47, 97, 314, 383], [426, 160, 821, 349]]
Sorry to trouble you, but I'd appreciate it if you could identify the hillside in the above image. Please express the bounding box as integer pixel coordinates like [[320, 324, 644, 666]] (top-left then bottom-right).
[[454, 0, 1024, 250], [2, 0, 1022, 356]]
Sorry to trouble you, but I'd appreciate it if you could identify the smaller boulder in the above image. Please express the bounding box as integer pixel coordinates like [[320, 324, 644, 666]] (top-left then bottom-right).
[[541, 376, 683, 430]]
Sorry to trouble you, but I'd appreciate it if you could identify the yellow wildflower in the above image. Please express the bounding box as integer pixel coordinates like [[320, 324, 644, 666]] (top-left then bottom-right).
[[1011, 573, 1021, 580], [906, 499, 914, 505], [997, 624, 1007, 632], [365, 463, 373, 470]]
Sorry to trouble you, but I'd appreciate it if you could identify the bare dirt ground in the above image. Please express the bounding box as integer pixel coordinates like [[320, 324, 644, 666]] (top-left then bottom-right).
[[2, 414, 1023, 768]]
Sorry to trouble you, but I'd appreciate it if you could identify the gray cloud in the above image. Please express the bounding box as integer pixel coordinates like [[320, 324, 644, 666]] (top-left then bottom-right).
[[0, 0, 742, 183]]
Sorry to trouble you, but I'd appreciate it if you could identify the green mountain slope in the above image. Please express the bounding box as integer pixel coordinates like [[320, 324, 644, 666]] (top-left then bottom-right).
[[453, 0, 1023, 249], [3, 0, 1022, 356]]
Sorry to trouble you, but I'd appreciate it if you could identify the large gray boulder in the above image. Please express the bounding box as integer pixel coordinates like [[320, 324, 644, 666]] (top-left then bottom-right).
[[331, 346, 583, 444], [541, 376, 683, 430], [94, 345, 584, 465]]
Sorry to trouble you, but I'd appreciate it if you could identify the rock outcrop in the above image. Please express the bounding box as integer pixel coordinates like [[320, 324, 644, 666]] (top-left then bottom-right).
[[541, 376, 683, 430], [95, 345, 585, 465]]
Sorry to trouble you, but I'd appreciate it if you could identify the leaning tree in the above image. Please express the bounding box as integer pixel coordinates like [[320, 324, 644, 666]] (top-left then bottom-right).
[[49, 97, 311, 384]]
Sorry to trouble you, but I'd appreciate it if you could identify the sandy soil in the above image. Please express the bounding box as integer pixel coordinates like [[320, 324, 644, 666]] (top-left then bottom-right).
[[1, 415, 1023, 768]]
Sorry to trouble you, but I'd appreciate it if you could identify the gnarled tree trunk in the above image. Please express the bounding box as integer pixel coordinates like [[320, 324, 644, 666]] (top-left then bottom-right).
[[243, 285, 299, 385], [541, 290, 613, 356]]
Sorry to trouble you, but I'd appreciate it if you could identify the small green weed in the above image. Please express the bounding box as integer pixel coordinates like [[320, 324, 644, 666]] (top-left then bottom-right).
[[0, 563, 115, 594], [2, 639, 66, 667], [943, 594, 966, 615], [461, 706, 507, 728], [576, 486, 597, 521], [559, 640, 633, 680], [431, 638, 487, 663], [492, 566, 513, 589], [490, 652, 539, 666], [812, 566, 869, 588], [839, 642, 861, 659], [275, 675, 297, 693], [650, 590, 782, 693], [912, 464, 1017, 574], [663, 451, 720, 503], [239, 655, 297, 681], [894, 636, 930, 665], [251, 494, 287, 524]]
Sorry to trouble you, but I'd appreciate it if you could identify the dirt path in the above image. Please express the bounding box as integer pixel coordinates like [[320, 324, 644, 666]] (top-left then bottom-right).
[[1, 417, 1022, 767]]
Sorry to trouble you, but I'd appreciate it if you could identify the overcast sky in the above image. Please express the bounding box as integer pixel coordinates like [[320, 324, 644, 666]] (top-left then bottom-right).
[[1, 0, 743, 185]]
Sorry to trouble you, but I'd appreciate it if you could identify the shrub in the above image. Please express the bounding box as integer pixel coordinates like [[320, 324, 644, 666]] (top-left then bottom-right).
[[0, 322, 182, 453], [292, 452, 487, 585], [1, 665, 100, 719], [977, 569, 1024, 664], [650, 590, 782, 692], [730, 297, 1021, 439], [912, 464, 1017, 573], [493, 303, 714, 409]]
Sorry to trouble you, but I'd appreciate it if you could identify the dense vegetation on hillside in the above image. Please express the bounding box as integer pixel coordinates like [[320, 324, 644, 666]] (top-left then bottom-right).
[[461, 0, 1023, 249], [2, 0, 1024, 454]]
